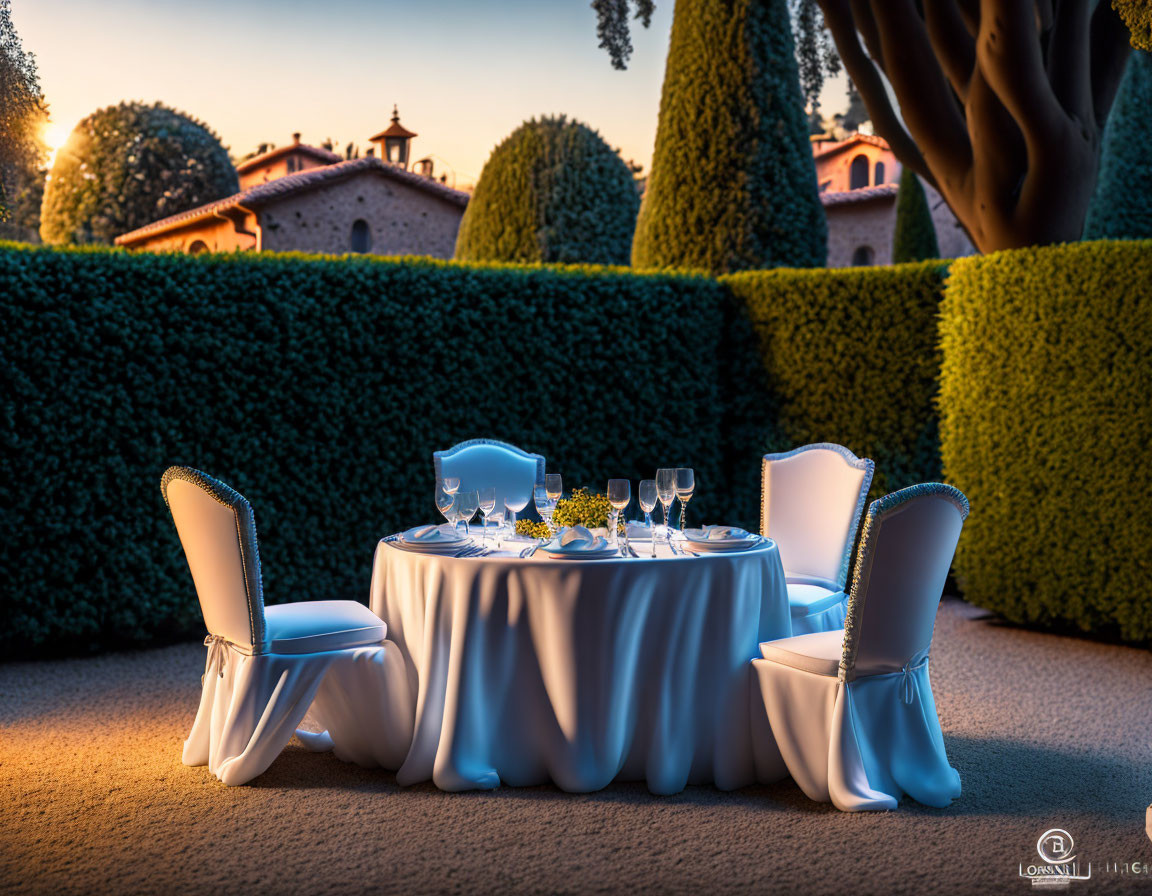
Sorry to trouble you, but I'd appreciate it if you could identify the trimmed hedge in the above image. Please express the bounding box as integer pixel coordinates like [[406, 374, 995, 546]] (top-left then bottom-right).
[[0, 244, 734, 656], [940, 240, 1152, 643], [454, 116, 640, 265], [723, 262, 948, 506]]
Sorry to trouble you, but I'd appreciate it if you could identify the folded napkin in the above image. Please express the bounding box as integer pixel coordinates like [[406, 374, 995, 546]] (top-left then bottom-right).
[[685, 525, 750, 541], [545, 526, 609, 553], [402, 524, 463, 544]]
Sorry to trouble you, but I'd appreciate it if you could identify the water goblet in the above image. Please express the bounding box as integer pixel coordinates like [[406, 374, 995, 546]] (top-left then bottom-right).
[[505, 490, 530, 536], [545, 473, 563, 504], [435, 484, 456, 531], [440, 476, 461, 496], [456, 490, 479, 539], [488, 506, 505, 549], [478, 487, 497, 545], [607, 479, 631, 552], [656, 468, 677, 547], [534, 484, 555, 536], [675, 468, 695, 535], [639, 479, 657, 557]]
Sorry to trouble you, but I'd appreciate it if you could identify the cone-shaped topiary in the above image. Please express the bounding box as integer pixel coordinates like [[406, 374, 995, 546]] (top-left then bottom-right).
[[631, 0, 826, 273], [1083, 50, 1152, 240], [40, 101, 238, 245], [892, 167, 939, 263], [454, 116, 640, 265]]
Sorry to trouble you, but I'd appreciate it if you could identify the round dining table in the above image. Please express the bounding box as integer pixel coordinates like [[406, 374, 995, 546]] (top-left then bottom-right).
[[368, 533, 790, 795]]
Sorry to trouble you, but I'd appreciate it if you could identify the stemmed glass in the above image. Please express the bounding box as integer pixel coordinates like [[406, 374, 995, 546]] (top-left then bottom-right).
[[478, 487, 497, 545], [455, 490, 479, 538], [435, 483, 456, 531], [534, 484, 556, 537], [488, 505, 506, 549], [441, 477, 460, 496], [607, 479, 631, 552], [675, 468, 695, 535], [504, 490, 530, 537], [639, 479, 657, 557], [656, 468, 677, 547], [545, 473, 563, 505]]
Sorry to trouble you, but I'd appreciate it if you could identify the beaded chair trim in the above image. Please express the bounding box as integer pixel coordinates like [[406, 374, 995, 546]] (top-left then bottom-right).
[[838, 482, 969, 682], [760, 443, 875, 587], [161, 465, 266, 652], [433, 438, 546, 485]]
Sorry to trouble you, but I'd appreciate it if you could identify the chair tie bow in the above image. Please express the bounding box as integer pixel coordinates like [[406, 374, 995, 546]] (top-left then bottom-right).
[[899, 648, 931, 704], [202, 634, 234, 683]]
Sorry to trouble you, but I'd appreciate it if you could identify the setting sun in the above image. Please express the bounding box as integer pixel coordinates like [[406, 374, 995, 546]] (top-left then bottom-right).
[[41, 121, 72, 167]]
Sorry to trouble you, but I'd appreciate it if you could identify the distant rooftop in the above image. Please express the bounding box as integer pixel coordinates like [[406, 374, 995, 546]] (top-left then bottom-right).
[[235, 134, 341, 174]]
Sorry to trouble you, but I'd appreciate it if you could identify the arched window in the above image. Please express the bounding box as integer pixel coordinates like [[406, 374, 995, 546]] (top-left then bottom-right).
[[188, 240, 208, 255], [350, 219, 372, 254], [874, 161, 885, 184], [851, 245, 875, 266], [849, 154, 870, 190]]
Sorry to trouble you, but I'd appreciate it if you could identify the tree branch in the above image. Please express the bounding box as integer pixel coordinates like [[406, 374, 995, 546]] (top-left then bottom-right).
[[966, 64, 1025, 226], [1089, 0, 1133, 129], [869, 0, 972, 173], [817, 0, 936, 184], [1047, 0, 1093, 126], [924, 0, 977, 101]]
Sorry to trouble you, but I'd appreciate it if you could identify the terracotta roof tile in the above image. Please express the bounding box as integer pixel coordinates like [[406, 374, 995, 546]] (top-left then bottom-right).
[[235, 142, 341, 174]]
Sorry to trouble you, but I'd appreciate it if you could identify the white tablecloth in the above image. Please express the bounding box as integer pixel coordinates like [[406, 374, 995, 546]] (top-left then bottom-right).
[[369, 535, 790, 794]]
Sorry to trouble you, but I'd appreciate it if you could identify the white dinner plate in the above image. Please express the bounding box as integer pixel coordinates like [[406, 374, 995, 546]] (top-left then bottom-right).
[[543, 548, 619, 561], [392, 537, 474, 553], [682, 537, 762, 554]]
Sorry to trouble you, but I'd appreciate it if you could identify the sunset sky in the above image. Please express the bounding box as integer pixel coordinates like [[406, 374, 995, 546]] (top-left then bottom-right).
[[14, 0, 848, 189]]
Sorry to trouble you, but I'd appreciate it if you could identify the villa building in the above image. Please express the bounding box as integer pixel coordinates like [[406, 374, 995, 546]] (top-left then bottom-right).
[[116, 109, 468, 258], [813, 133, 975, 266]]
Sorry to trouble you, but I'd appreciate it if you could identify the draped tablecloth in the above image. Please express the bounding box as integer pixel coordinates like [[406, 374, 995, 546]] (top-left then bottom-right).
[[369, 537, 789, 794]]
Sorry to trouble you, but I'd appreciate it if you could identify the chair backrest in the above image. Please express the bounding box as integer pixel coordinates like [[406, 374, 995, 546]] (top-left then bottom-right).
[[161, 466, 265, 652], [433, 438, 545, 519], [839, 483, 969, 681], [761, 443, 874, 588]]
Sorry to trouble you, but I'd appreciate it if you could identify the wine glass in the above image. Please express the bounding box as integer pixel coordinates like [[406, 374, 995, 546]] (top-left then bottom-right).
[[656, 468, 677, 547], [639, 479, 657, 557], [435, 484, 456, 531], [607, 479, 630, 550], [488, 506, 505, 549], [456, 490, 479, 538], [675, 468, 695, 535], [545, 473, 563, 504], [534, 484, 555, 537], [440, 476, 461, 496], [504, 489, 530, 536], [478, 487, 497, 545]]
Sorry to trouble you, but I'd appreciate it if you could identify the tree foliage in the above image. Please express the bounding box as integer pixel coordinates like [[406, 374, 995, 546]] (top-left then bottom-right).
[[1083, 50, 1152, 240], [454, 115, 639, 265], [631, 0, 826, 273], [893, 168, 939, 263], [40, 101, 238, 246], [1115, 0, 1152, 50], [0, 0, 46, 225]]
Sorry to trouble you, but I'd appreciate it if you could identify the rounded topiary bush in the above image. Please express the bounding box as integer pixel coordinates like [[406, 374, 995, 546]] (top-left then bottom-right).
[[40, 101, 239, 245], [454, 115, 640, 265]]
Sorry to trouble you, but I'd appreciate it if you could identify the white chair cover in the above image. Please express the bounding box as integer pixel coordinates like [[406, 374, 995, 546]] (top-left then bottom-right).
[[163, 466, 412, 785], [761, 444, 874, 635], [752, 483, 968, 811], [433, 438, 544, 520]]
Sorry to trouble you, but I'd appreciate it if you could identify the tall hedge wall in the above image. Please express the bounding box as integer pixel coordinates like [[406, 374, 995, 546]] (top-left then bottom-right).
[[722, 262, 948, 507], [0, 244, 735, 657], [940, 240, 1152, 643]]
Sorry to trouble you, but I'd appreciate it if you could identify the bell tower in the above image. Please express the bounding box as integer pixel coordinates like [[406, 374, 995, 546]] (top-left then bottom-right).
[[369, 105, 417, 169]]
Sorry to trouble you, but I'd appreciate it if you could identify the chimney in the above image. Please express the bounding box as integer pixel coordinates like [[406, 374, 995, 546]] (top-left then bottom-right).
[[292, 132, 301, 145], [365, 147, 375, 157]]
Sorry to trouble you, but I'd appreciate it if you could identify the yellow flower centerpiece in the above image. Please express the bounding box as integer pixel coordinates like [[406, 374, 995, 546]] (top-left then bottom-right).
[[515, 488, 622, 538]]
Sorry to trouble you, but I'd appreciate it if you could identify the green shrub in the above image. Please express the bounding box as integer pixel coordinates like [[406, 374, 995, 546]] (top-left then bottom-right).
[[940, 240, 1152, 643], [0, 243, 733, 656], [454, 116, 639, 265], [892, 168, 939, 263], [723, 262, 948, 507], [631, 0, 826, 273], [40, 101, 238, 246], [1083, 51, 1152, 240]]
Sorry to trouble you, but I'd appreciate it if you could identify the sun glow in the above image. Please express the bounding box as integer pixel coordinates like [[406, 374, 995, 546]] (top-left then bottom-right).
[[42, 122, 73, 168]]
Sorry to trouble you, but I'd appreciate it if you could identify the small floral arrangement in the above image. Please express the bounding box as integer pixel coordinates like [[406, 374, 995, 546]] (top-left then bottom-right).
[[514, 488, 623, 538]]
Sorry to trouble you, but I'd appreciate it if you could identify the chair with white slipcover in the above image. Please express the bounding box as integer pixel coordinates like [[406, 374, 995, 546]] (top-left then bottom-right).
[[761, 443, 874, 635], [162, 466, 413, 785], [752, 482, 968, 811], [433, 438, 545, 522]]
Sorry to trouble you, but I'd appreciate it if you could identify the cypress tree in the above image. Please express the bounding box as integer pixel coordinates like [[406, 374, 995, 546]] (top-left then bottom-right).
[[1083, 50, 1152, 240], [631, 0, 826, 273], [892, 167, 939, 263], [454, 116, 639, 265]]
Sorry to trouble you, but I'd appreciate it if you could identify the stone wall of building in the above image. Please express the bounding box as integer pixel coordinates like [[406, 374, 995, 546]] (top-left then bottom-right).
[[825, 199, 897, 267], [258, 173, 463, 258], [127, 214, 256, 254], [922, 180, 977, 260]]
